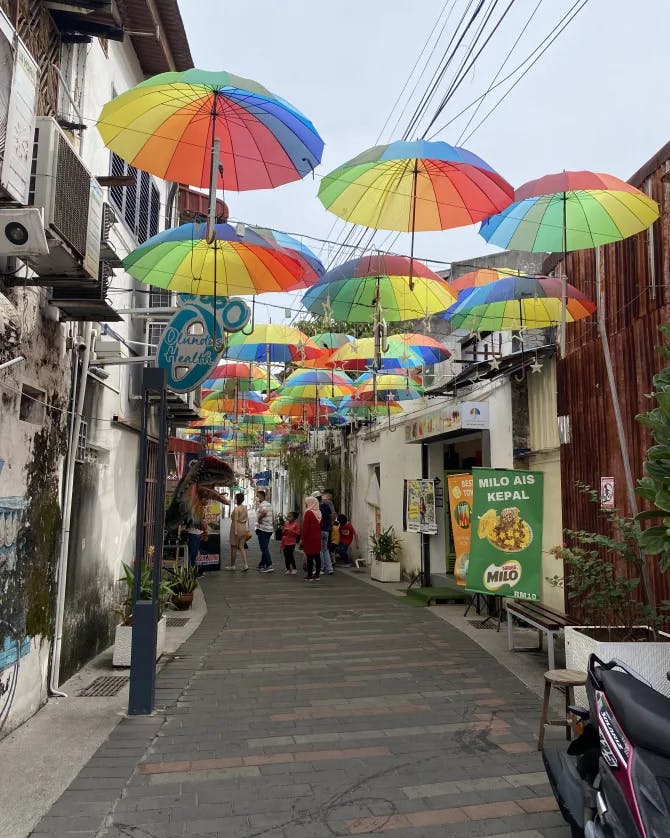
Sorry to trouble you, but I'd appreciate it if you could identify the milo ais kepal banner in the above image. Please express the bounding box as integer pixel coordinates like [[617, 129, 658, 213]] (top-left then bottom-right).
[[467, 468, 543, 601]]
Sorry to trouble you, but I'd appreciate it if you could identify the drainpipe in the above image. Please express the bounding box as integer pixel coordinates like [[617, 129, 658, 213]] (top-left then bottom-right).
[[49, 322, 92, 696]]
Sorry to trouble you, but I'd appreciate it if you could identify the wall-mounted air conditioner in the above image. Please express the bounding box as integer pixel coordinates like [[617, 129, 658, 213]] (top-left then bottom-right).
[[0, 207, 48, 256], [0, 9, 38, 205], [26, 117, 103, 282]]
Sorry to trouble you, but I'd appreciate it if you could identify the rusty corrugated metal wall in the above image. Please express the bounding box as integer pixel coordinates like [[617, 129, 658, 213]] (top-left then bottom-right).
[[555, 143, 670, 615]]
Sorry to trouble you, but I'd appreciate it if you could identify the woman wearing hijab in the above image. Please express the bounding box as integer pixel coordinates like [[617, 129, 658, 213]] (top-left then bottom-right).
[[302, 496, 322, 581]]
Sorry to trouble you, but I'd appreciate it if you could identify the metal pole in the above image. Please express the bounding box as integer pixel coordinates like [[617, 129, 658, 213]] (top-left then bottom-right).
[[408, 165, 419, 292], [560, 190, 568, 357]]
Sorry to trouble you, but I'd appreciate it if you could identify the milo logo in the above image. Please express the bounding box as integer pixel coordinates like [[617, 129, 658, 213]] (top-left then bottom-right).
[[483, 560, 522, 591]]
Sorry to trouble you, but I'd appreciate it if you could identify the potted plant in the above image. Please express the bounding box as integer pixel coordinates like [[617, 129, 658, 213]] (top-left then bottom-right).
[[113, 557, 174, 667], [167, 565, 199, 610], [369, 526, 402, 582], [552, 485, 670, 700]]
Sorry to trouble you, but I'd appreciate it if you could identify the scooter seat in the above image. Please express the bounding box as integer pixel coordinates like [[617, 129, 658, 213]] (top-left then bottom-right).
[[600, 669, 670, 758]]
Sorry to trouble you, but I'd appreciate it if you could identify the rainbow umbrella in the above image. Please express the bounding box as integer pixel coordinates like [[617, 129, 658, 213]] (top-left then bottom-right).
[[318, 140, 513, 232], [338, 395, 404, 417], [269, 397, 338, 427], [275, 369, 356, 400], [355, 370, 423, 386], [225, 324, 323, 363], [386, 333, 451, 365], [449, 267, 527, 294], [356, 373, 425, 402], [327, 336, 424, 371], [98, 69, 323, 191], [122, 222, 324, 296], [234, 413, 282, 428], [201, 362, 280, 393], [444, 275, 596, 332], [480, 171, 659, 252], [302, 254, 456, 323], [200, 390, 268, 415]]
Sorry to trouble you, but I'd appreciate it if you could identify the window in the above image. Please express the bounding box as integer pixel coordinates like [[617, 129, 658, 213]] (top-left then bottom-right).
[[19, 384, 45, 424], [149, 288, 171, 308], [109, 152, 161, 244]]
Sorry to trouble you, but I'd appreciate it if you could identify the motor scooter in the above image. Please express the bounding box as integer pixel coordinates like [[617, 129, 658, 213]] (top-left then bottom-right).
[[543, 653, 670, 837]]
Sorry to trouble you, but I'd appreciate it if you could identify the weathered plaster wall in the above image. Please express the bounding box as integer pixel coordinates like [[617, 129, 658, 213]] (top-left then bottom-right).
[[0, 286, 69, 737]]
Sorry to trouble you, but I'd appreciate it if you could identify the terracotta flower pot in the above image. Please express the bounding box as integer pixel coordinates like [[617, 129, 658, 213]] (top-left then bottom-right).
[[171, 592, 194, 611]]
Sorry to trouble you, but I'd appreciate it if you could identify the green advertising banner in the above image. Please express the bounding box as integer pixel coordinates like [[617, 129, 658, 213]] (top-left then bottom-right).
[[467, 467, 544, 601]]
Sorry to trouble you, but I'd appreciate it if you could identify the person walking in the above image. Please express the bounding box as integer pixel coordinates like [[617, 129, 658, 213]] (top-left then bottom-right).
[[318, 489, 336, 575], [227, 492, 249, 571], [255, 490, 274, 572], [302, 496, 322, 581], [281, 511, 300, 574]]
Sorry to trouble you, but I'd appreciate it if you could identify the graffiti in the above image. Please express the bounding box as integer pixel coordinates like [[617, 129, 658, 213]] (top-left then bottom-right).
[[0, 622, 28, 732]]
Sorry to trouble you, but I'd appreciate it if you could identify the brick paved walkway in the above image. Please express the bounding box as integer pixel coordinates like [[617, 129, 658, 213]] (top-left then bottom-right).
[[31, 539, 569, 837]]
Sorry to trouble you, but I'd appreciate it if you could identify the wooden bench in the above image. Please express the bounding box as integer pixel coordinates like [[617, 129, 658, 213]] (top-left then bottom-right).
[[505, 600, 576, 670]]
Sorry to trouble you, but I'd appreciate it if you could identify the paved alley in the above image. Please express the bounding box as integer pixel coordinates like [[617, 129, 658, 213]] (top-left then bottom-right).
[[30, 542, 568, 838]]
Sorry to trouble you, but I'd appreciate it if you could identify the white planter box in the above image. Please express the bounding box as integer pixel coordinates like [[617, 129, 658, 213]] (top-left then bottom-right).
[[113, 615, 166, 668], [370, 558, 401, 583], [565, 626, 670, 703]]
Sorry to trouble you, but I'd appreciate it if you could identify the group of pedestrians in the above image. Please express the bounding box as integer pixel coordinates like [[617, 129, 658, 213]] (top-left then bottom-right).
[[224, 487, 358, 582]]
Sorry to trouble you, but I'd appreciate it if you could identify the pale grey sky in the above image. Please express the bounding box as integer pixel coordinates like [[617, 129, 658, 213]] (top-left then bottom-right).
[[178, 0, 670, 321]]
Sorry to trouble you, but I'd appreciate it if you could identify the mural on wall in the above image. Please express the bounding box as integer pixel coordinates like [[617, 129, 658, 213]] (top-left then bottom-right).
[[0, 621, 29, 733]]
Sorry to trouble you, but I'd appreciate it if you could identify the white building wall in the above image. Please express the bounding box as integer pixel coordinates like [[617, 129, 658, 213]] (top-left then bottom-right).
[[0, 28, 176, 736], [349, 379, 514, 579]]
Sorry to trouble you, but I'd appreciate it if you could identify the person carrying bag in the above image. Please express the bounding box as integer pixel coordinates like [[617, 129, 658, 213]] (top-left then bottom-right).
[[227, 493, 249, 572]]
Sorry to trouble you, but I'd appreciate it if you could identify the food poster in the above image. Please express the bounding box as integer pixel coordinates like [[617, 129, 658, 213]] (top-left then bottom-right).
[[447, 474, 473, 586], [406, 479, 437, 535], [467, 468, 543, 601]]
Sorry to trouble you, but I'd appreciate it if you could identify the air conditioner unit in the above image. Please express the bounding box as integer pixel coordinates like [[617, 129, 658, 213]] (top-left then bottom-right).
[[0, 207, 48, 256], [0, 9, 38, 205], [26, 117, 103, 281]]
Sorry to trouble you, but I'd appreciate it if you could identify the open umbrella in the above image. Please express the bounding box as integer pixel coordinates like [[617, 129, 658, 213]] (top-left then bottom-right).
[[201, 361, 280, 393], [200, 390, 268, 415], [225, 324, 323, 364], [356, 373, 425, 402], [480, 171, 659, 253], [445, 275, 595, 332], [318, 140, 513, 232], [386, 333, 451, 365], [449, 267, 527, 294], [327, 336, 424, 371], [275, 369, 356, 400], [122, 222, 323, 296], [312, 332, 354, 349], [98, 69, 323, 191], [269, 396, 338, 425], [302, 254, 456, 323]]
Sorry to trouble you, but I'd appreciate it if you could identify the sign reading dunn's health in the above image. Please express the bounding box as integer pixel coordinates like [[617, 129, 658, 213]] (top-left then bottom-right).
[[467, 468, 544, 601]]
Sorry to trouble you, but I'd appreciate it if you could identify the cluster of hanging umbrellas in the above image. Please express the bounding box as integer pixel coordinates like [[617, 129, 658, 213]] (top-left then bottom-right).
[[96, 64, 661, 466]]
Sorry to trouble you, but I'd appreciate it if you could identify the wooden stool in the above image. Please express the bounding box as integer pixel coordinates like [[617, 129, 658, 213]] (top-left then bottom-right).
[[538, 668, 587, 750]]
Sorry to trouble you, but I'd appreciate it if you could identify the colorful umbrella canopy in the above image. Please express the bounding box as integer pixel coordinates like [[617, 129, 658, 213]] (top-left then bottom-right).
[[201, 362, 280, 393], [122, 222, 323, 296], [386, 333, 451, 365], [318, 140, 513, 232], [234, 413, 283, 428], [355, 369, 423, 385], [200, 390, 268, 415], [480, 171, 659, 252], [302, 254, 456, 323], [356, 373, 425, 401], [225, 324, 323, 363], [275, 369, 356, 400], [444, 275, 596, 331], [98, 69, 324, 191], [327, 336, 424, 371]]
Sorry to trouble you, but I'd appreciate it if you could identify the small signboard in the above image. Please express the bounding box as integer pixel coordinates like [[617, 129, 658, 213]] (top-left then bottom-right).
[[447, 474, 473, 586], [600, 477, 615, 510], [405, 479, 438, 535], [467, 468, 544, 601]]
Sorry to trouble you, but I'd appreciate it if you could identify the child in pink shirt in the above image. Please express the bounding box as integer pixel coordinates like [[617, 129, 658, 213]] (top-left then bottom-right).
[[281, 511, 300, 574]]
